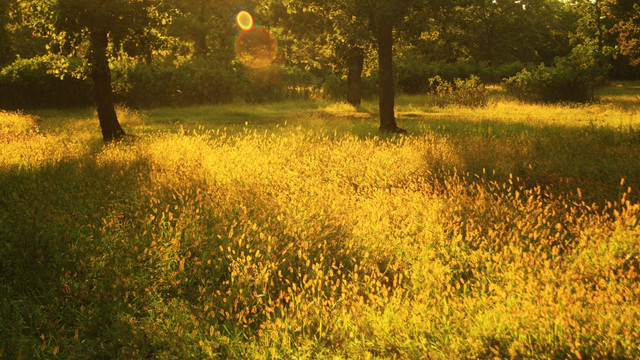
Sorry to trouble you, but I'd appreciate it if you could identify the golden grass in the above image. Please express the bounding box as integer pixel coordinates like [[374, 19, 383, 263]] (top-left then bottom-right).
[[1, 89, 639, 358]]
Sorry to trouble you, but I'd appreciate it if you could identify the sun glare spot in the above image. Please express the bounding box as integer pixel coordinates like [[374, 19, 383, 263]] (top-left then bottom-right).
[[236, 11, 254, 31]]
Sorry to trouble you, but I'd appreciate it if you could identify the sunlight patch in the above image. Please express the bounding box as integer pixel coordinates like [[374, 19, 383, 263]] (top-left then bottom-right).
[[322, 102, 357, 114]]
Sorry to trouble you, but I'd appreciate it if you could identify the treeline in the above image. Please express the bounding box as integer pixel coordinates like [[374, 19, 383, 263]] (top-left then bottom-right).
[[0, 0, 639, 110]]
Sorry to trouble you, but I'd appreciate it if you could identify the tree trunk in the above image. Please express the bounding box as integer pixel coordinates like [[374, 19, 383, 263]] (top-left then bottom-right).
[[89, 31, 125, 142], [0, 0, 10, 65], [346, 47, 364, 107], [377, 17, 404, 133], [194, 0, 209, 59]]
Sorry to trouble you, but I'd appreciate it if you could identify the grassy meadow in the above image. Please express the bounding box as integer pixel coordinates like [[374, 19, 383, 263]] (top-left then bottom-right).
[[1, 83, 640, 359]]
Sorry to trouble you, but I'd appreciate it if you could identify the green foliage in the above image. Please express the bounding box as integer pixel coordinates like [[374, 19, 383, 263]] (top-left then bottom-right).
[[605, 0, 640, 66], [504, 42, 612, 103], [405, 0, 575, 66], [492, 61, 531, 83], [426, 75, 489, 108], [168, 0, 236, 61], [1, 0, 56, 62], [54, 0, 159, 47], [0, 55, 92, 109], [242, 65, 318, 103], [112, 59, 240, 107], [0, 0, 9, 65], [397, 60, 527, 94], [0, 54, 336, 109], [320, 72, 378, 102], [320, 73, 346, 100], [110, 61, 326, 107]]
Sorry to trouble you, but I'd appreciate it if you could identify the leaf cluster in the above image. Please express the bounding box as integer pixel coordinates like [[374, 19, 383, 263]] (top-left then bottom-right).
[[505, 41, 613, 103], [605, 0, 640, 65], [53, 0, 163, 55]]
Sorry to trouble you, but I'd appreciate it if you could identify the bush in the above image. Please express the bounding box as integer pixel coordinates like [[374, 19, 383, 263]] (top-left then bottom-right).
[[320, 72, 378, 102], [490, 61, 528, 82], [426, 75, 489, 108], [321, 73, 346, 100], [397, 60, 528, 94], [112, 59, 240, 107], [0, 55, 92, 109], [242, 65, 318, 103], [504, 43, 611, 103], [112, 60, 323, 106]]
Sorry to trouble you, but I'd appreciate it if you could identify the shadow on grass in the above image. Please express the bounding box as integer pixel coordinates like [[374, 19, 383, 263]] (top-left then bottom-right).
[[0, 146, 380, 358], [0, 155, 153, 358], [409, 116, 640, 204]]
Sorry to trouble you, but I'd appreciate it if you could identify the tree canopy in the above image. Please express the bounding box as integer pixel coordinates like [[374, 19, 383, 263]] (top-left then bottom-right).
[[52, 0, 166, 140], [606, 0, 640, 65], [1, 0, 639, 137]]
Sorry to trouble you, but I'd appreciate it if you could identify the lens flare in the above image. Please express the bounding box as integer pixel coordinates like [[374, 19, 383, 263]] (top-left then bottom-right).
[[235, 26, 277, 68], [236, 11, 253, 31]]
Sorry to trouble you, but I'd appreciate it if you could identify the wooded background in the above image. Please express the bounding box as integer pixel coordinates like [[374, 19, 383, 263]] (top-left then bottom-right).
[[1, 0, 639, 110]]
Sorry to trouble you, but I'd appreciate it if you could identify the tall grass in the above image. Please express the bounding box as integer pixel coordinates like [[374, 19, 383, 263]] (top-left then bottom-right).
[[1, 84, 639, 359]]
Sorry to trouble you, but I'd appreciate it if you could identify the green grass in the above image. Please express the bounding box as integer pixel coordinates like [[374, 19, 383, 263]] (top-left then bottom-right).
[[1, 83, 640, 359]]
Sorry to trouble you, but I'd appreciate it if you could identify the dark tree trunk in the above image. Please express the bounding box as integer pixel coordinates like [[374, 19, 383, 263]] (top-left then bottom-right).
[[377, 17, 405, 133], [346, 47, 364, 107], [194, 0, 209, 59], [89, 31, 125, 142], [0, 0, 9, 66]]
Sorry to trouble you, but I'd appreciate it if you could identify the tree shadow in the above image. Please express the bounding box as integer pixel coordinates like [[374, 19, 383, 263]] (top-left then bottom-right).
[[0, 154, 153, 358], [412, 116, 640, 204], [0, 143, 383, 358]]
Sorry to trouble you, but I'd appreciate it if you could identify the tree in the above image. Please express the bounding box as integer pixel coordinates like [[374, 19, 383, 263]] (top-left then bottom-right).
[[169, 0, 236, 62], [448, 0, 574, 65], [398, 1, 468, 64], [360, 0, 420, 133], [53, 0, 163, 141], [606, 0, 640, 66], [345, 44, 365, 107], [258, 0, 372, 107], [0, 0, 10, 65], [369, 2, 401, 132], [1, 0, 56, 63], [260, 0, 414, 131], [569, 0, 616, 50]]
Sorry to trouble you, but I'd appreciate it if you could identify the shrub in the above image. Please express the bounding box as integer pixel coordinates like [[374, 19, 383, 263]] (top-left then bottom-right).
[[321, 73, 346, 101], [426, 75, 489, 108], [320, 72, 378, 102], [397, 60, 478, 94], [504, 43, 611, 103], [0, 55, 92, 109], [112, 59, 240, 107], [112, 60, 322, 106], [397, 60, 528, 94], [490, 61, 528, 82], [242, 65, 318, 103]]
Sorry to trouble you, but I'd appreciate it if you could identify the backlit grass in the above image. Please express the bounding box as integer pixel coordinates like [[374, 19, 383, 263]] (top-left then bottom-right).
[[1, 83, 639, 359]]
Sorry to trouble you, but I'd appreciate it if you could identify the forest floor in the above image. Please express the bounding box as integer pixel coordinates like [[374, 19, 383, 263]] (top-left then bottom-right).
[[1, 82, 639, 359]]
